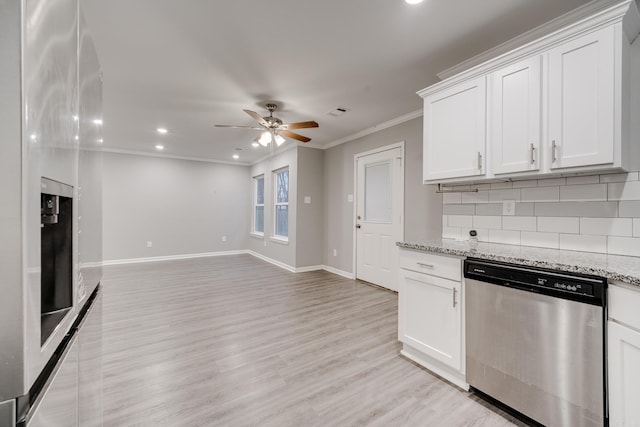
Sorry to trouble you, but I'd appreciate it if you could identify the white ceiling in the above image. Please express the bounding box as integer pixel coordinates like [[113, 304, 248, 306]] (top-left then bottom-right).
[[82, 0, 591, 164]]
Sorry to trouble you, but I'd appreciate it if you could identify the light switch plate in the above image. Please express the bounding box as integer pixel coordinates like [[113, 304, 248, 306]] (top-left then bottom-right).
[[304, 196, 311, 204], [347, 194, 354, 202], [502, 200, 516, 216]]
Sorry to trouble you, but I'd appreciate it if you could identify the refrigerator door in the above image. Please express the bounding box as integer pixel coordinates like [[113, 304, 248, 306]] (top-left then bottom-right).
[[78, 290, 103, 427], [24, 336, 79, 427]]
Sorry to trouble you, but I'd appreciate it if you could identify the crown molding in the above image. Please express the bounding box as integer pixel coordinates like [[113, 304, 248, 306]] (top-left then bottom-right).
[[314, 109, 423, 151], [436, 0, 634, 81], [420, 0, 638, 98], [92, 147, 251, 166]]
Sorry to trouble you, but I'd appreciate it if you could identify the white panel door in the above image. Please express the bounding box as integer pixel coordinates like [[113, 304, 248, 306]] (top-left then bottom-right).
[[491, 56, 542, 175], [398, 269, 461, 370], [423, 76, 486, 181], [356, 146, 403, 291], [608, 321, 640, 427], [548, 26, 615, 169]]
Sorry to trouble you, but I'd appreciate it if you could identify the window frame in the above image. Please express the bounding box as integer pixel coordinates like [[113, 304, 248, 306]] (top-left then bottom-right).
[[252, 174, 265, 236], [272, 167, 289, 241]]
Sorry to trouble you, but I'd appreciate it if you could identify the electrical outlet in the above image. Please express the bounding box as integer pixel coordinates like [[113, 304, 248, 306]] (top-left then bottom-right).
[[147, 241, 153, 248], [347, 194, 354, 203], [333, 249, 337, 257], [221, 235, 227, 242], [304, 196, 311, 204], [502, 200, 516, 216]]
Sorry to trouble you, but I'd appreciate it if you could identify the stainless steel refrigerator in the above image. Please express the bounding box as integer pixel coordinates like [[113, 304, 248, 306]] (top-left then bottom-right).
[[0, 0, 103, 425]]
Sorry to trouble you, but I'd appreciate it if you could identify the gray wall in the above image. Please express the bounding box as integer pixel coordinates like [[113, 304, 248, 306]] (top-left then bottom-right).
[[247, 147, 298, 268], [103, 152, 250, 261], [323, 117, 442, 273], [296, 147, 325, 268]]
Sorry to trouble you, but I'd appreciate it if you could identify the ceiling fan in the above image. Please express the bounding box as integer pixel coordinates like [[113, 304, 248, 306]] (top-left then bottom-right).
[[215, 103, 318, 146]]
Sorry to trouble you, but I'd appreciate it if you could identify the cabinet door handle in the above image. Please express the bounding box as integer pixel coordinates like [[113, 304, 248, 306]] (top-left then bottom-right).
[[452, 288, 457, 308], [477, 152, 483, 170], [530, 143, 536, 165], [552, 140, 558, 163], [417, 262, 434, 269]]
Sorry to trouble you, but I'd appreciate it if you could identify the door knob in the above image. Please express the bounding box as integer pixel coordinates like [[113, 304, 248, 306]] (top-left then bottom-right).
[[356, 224, 361, 229]]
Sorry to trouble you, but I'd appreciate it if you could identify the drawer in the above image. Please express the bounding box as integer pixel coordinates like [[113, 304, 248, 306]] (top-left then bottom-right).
[[399, 249, 462, 281], [609, 283, 640, 332]]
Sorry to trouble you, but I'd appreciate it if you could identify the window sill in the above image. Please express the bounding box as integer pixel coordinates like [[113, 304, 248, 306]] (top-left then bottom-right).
[[250, 232, 264, 239], [269, 236, 289, 245]]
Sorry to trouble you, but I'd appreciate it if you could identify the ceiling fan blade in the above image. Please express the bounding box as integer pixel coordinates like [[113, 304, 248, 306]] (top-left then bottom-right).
[[284, 121, 319, 130], [214, 124, 261, 129], [281, 130, 311, 143], [243, 109, 269, 127]]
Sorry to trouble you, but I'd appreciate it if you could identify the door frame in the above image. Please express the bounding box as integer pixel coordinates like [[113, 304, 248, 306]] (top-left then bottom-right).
[[352, 141, 405, 283]]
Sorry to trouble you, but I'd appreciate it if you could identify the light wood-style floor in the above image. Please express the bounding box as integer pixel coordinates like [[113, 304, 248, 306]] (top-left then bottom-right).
[[102, 254, 524, 426]]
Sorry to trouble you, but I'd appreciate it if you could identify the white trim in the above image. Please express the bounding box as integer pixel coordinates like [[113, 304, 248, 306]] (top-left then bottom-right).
[[249, 232, 264, 239], [102, 250, 249, 266], [422, 0, 638, 98], [311, 109, 423, 151], [322, 265, 355, 279], [93, 147, 250, 166], [101, 249, 358, 280], [246, 250, 296, 272], [268, 236, 289, 245], [437, 0, 627, 80], [295, 265, 324, 273]]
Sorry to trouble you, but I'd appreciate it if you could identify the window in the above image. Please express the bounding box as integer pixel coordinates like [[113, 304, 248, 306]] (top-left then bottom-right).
[[253, 175, 264, 234], [273, 168, 289, 238]]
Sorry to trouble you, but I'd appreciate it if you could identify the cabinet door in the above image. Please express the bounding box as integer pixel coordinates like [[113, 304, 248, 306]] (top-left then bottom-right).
[[548, 27, 615, 170], [608, 321, 640, 427], [398, 269, 461, 369], [423, 76, 486, 181], [491, 56, 541, 175]]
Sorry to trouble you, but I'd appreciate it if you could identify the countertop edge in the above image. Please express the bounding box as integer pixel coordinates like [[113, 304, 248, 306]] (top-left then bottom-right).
[[397, 242, 640, 287]]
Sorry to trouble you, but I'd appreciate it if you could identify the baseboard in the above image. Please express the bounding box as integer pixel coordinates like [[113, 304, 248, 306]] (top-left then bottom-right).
[[102, 250, 356, 281], [322, 265, 355, 279], [246, 250, 296, 272], [102, 250, 249, 266], [295, 265, 324, 273]]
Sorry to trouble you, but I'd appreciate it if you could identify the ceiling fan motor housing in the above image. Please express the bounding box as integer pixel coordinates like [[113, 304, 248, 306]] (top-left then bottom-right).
[[263, 103, 282, 128]]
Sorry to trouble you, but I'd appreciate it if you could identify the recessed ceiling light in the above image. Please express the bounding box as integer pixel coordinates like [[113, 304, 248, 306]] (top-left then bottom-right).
[[155, 144, 164, 150], [156, 127, 168, 134], [405, 0, 423, 4], [93, 119, 103, 125], [251, 142, 260, 148], [73, 115, 79, 121], [98, 138, 103, 144], [232, 154, 240, 160]]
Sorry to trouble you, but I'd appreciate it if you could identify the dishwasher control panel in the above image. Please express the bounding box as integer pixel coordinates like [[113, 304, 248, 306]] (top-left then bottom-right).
[[465, 259, 606, 306]]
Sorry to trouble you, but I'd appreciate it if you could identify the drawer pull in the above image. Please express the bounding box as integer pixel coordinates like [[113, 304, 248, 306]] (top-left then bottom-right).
[[417, 262, 435, 269], [453, 288, 457, 308]]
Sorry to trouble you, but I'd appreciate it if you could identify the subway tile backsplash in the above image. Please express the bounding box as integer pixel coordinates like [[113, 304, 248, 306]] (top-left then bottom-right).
[[440, 171, 640, 256]]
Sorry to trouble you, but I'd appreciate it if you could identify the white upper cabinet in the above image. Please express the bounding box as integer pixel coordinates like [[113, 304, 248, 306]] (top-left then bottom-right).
[[548, 27, 615, 170], [422, 77, 486, 181], [490, 56, 542, 175], [418, 0, 640, 184]]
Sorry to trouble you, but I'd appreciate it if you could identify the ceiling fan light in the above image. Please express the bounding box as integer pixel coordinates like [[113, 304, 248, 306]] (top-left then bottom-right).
[[274, 134, 286, 146], [259, 131, 272, 146]]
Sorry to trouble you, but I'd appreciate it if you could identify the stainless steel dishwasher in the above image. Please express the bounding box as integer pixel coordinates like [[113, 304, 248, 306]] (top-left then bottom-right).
[[464, 258, 607, 427]]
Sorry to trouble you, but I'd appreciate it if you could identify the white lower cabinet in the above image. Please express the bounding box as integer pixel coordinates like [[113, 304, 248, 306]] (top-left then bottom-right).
[[398, 249, 467, 390], [608, 284, 640, 427]]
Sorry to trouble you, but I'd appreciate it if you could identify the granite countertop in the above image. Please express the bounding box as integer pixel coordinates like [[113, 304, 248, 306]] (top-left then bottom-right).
[[397, 240, 640, 287]]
